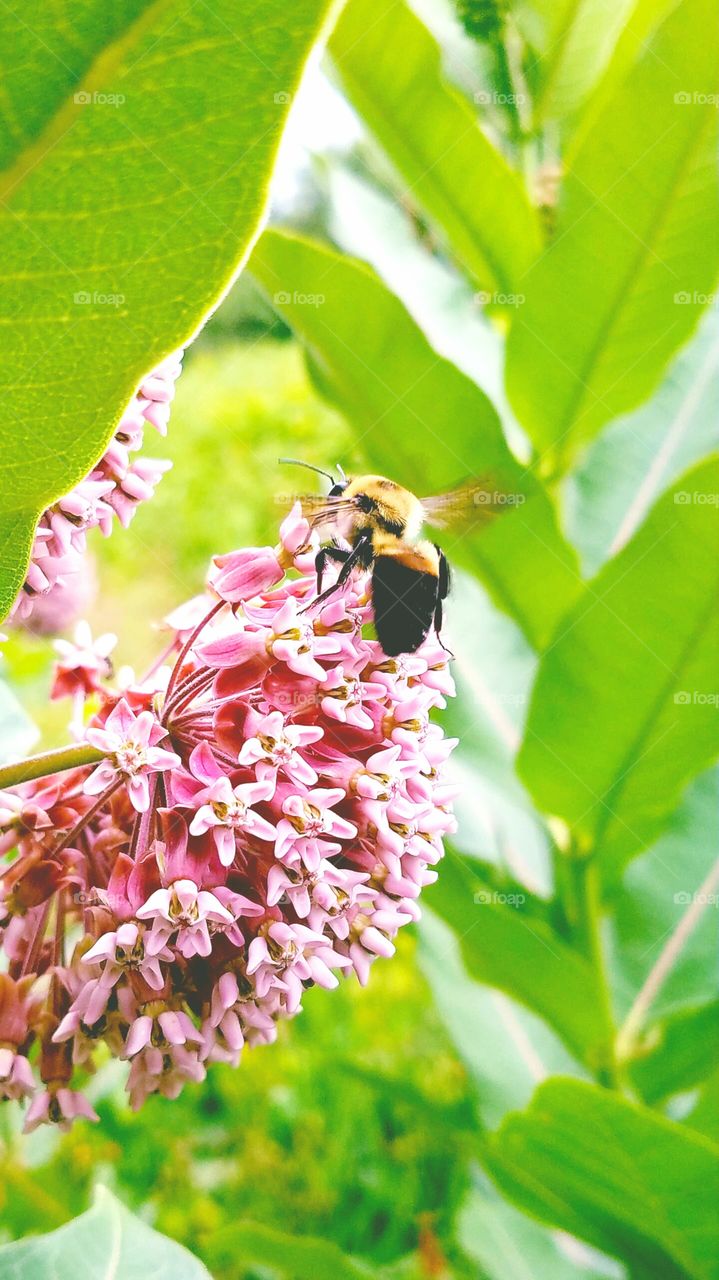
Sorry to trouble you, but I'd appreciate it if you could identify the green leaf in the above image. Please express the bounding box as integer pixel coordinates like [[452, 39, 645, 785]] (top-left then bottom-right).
[[435, 570, 551, 890], [603, 762, 716, 1024], [574, 0, 681, 142], [426, 854, 605, 1066], [0, 1186, 210, 1279], [326, 166, 511, 418], [458, 1175, 610, 1280], [684, 1070, 719, 1145], [328, 0, 541, 295], [507, 0, 719, 471], [249, 228, 580, 649], [518, 0, 636, 123], [482, 1078, 719, 1280], [628, 1001, 719, 1104], [0, 0, 335, 618], [418, 911, 584, 1129], [610, 769, 719, 1008], [518, 458, 719, 875], [565, 306, 719, 576], [208, 1219, 385, 1279]]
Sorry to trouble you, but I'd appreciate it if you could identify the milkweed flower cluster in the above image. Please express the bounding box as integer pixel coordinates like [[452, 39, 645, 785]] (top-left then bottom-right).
[[11, 351, 183, 628], [0, 507, 457, 1128]]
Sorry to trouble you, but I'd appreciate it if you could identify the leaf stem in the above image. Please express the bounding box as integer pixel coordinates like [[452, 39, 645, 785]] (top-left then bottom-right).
[[0, 743, 104, 790], [559, 844, 619, 1089]]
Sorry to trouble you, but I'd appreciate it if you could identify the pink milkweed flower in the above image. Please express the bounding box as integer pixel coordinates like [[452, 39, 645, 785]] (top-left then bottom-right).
[[81, 922, 170, 1023], [209, 547, 285, 604], [124, 1005, 202, 1058], [23, 1086, 99, 1133], [0, 1048, 35, 1100], [237, 710, 323, 785], [274, 786, 358, 869], [247, 921, 352, 1013], [136, 879, 235, 958], [126, 1041, 205, 1109], [11, 350, 182, 628], [84, 698, 180, 811], [51, 621, 117, 700], [0, 508, 457, 1125], [189, 776, 277, 867]]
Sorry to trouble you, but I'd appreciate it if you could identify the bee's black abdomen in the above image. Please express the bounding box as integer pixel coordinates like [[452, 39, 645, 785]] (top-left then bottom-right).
[[371, 555, 438, 656]]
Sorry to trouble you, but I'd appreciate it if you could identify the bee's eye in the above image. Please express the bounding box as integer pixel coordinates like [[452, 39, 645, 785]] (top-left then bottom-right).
[[329, 482, 347, 497]]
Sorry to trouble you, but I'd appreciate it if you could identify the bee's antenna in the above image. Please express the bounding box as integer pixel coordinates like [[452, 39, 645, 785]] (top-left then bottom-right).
[[336, 463, 348, 484], [278, 458, 337, 485]]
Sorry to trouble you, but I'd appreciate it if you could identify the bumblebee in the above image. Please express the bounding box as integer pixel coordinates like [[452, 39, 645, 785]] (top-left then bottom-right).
[[281, 461, 502, 657]]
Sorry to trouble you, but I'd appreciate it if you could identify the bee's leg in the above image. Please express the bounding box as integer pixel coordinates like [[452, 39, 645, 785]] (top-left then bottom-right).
[[314, 543, 350, 595], [434, 548, 454, 656], [303, 536, 372, 610]]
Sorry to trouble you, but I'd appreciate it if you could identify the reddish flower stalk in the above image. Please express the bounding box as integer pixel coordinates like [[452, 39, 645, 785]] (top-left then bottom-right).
[[0, 506, 457, 1126]]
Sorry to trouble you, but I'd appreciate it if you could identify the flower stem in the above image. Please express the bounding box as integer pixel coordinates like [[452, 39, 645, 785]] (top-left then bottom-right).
[[0, 744, 105, 790], [556, 839, 619, 1089], [164, 599, 225, 704]]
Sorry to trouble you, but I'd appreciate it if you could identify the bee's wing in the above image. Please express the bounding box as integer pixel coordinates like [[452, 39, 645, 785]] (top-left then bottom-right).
[[421, 477, 514, 529], [275, 492, 360, 532]]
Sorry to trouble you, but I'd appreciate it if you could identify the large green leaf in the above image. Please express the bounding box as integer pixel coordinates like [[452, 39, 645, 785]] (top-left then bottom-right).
[[426, 855, 605, 1067], [483, 1078, 719, 1280], [507, 0, 719, 471], [458, 1175, 610, 1280], [0, 0, 335, 618], [439, 571, 551, 893], [610, 769, 719, 1011], [0, 1186, 210, 1279], [327, 0, 541, 295], [208, 1220, 407, 1279], [628, 1001, 719, 1104], [249, 229, 580, 649], [326, 166, 511, 419], [518, 458, 719, 875], [418, 911, 584, 1129], [565, 306, 719, 576], [574, 0, 681, 143], [517, 0, 636, 123]]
